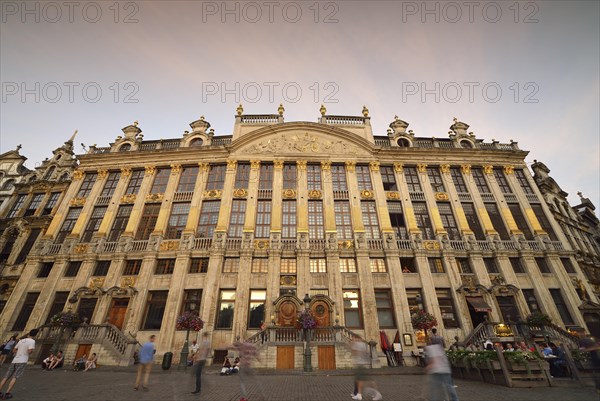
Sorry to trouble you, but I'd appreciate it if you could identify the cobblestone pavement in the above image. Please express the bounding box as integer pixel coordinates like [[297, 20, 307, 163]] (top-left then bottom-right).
[[1, 366, 597, 401]]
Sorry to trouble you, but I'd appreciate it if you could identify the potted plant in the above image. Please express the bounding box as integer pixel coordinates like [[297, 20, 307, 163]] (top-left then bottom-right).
[[176, 311, 204, 332], [297, 310, 317, 330], [526, 312, 552, 327], [503, 350, 543, 374], [50, 311, 81, 327], [571, 348, 593, 370], [411, 310, 437, 342]]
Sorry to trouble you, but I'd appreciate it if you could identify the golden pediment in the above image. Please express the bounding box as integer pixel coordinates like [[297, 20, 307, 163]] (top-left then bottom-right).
[[308, 189, 322, 199], [233, 188, 248, 198], [242, 132, 364, 155]]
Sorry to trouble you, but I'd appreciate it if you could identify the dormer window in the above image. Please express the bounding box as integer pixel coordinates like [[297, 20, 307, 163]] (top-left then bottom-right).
[[119, 143, 132, 152], [397, 138, 410, 147], [44, 166, 56, 180], [190, 137, 203, 147], [460, 140, 473, 149]]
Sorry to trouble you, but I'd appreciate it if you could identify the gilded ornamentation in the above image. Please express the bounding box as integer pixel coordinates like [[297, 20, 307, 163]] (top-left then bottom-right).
[[121, 276, 136, 288], [170, 164, 182, 174], [440, 164, 451, 174], [198, 162, 210, 172], [89, 277, 104, 290], [233, 188, 248, 198], [236, 103, 244, 116], [145, 193, 164, 203], [296, 160, 307, 170], [490, 275, 506, 286], [321, 161, 331, 170], [386, 191, 400, 200], [434, 192, 450, 201], [72, 170, 84, 180], [319, 104, 327, 116], [282, 189, 296, 199], [345, 161, 356, 172], [273, 159, 284, 169], [160, 240, 179, 251], [74, 244, 89, 254], [503, 165, 514, 175], [250, 160, 261, 169], [338, 240, 354, 249], [360, 189, 374, 199], [393, 163, 403, 173], [227, 159, 237, 170], [70, 197, 86, 207], [417, 164, 427, 173], [460, 164, 471, 174], [145, 166, 156, 176], [278, 103, 285, 116], [423, 240, 440, 250], [254, 239, 269, 250], [243, 133, 360, 155], [280, 275, 297, 286], [121, 168, 132, 177], [120, 194, 136, 204], [97, 169, 108, 179], [369, 161, 380, 172], [494, 323, 514, 337], [483, 165, 494, 175], [33, 182, 50, 191], [308, 189, 322, 199], [203, 189, 222, 199]]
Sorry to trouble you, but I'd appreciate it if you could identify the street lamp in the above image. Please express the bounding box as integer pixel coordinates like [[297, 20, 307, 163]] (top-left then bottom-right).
[[303, 293, 312, 372], [179, 293, 199, 369]]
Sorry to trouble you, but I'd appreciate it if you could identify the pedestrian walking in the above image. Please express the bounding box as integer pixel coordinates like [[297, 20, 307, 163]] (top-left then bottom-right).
[[429, 328, 446, 348], [0, 329, 38, 400], [350, 337, 382, 400], [0, 336, 17, 366], [191, 332, 211, 395], [134, 335, 156, 391], [231, 339, 264, 401], [423, 339, 459, 401]]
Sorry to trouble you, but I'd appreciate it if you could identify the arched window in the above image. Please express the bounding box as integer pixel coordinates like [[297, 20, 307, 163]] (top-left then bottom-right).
[[190, 137, 204, 147], [2, 179, 16, 191], [460, 140, 473, 149], [397, 138, 410, 147], [44, 166, 56, 180], [59, 173, 70, 182], [119, 143, 132, 152], [28, 175, 37, 183]]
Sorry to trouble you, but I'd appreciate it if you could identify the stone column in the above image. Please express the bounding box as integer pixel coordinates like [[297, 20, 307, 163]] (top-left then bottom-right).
[[440, 164, 472, 237], [271, 160, 284, 234], [151, 164, 183, 236], [214, 160, 238, 234], [416, 164, 447, 237], [296, 161, 308, 233], [44, 170, 86, 239], [321, 161, 336, 233], [183, 163, 210, 232], [69, 171, 107, 238], [123, 166, 157, 236], [392, 163, 420, 236], [460, 165, 497, 236], [502, 165, 545, 236], [368, 161, 394, 235], [96, 170, 131, 237], [243, 161, 261, 235], [344, 161, 365, 234]]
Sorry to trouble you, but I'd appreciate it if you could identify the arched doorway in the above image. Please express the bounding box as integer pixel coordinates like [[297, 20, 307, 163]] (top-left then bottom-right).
[[278, 301, 297, 326], [309, 295, 334, 327]]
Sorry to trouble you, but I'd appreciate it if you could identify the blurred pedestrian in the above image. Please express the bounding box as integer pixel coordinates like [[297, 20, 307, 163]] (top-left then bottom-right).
[[0, 329, 38, 400], [231, 339, 264, 401], [134, 335, 156, 391], [0, 335, 17, 367], [191, 332, 210, 395], [350, 337, 382, 400], [424, 338, 459, 401], [579, 335, 600, 393]]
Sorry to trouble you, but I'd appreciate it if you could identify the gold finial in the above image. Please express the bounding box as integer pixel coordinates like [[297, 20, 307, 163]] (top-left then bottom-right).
[[453, 117, 458, 123], [319, 104, 327, 116], [278, 103, 285, 116], [362, 105, 369, 117], [236, 104, 244, 116], [133, 120, 139, 127], [200, 115, 205, 121], [394, 115, 399, 121]]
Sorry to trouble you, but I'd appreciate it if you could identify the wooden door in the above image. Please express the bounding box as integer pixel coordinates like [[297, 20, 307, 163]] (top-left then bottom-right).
[[311, 300, 330, 327], [75, 344, 93, 361], [276, 346, 295, 369], [107, 298, 129, 329], [318, 346, 336, 370], [278, 301, 297, 327]]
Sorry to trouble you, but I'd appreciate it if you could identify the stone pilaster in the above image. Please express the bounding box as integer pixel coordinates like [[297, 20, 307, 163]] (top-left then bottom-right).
[[152, 164, 182, 235], [123, 166, 156, 236]]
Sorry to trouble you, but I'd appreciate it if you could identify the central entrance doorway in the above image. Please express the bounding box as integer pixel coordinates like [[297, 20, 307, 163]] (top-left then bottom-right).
[[278, 301, 298, 327], [311, 300, 331, 327], [106, 298, 129, 329]]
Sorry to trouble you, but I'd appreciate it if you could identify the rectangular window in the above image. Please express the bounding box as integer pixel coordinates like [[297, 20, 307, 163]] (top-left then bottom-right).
[[228, 200, 246, 238], [413, 202, 434, 239], [282, 200, 297, 239], [531, 205, 558, 241], [508, 204, 533, 240], [280, 258, 297, 274], [401, 258, 416, 273], [450, 168, 468, 193], [45, 292, 69, 324], [93, 260, 111, 276], [343, 290, 362, 328], [251, 258, 268, 273], [77, 172, 97, 197], [438, 203, 459, 240], [108, 205, 133, 242], [0, 235, 16, 263], [375, 290, 396, 329], [189, 258, 209, 273], [361, 201, 381, 239], [309, 258, 326, 273], [522, 289, 539, 313], [197, 200, 221, 238], [484, 258, 499, 273], [176, 166, 198, 193], [180, 290, 202, 316], [123, 260, 142, 275], [509, 257, 526, 274], [100, 172, 121, 197], [471, 168, 490, 193], [165, 202, 190, 239], [136, 203, 161, 240], [550, 289, 574, 325], [125, 170, 144, 195], [223, 258, 239, 273], [82, 206, 107, 242], [42, 192, 60, 215], [388, 201, 407, 239], [428, 258, 445, 273], [155, 259, 176, 274], [234, 163, 250, 189], [255, 200, 271, 238], [356, 165, 373, 191], [38, 262, 54, 278], [404, 167, 422, 192], [24, 193, 44, 216], [456, 258, 472, 274], [380, 166, 398, 191], [334, 201, 352, 239], [427, 167, 445, 192], [307, 164, 322, 190], [339, 258, 357, 273], [485, 203, 510, 240], [515, 169, 534, 194], [142, 291, 168, 330], [497, 295, 521, 322], [535, 257, 551, 274], [370, 258, 387, 273], [65, 261, 82, 277], [248, 290, 267, 329], [206, 164, 226, 190], [216, 290, 236, 329], [283, 164, 297, 189], [561, 258, 576, 274], [150, 168, 171, 193], [407, 289, 423, 314], [308, 200, 324, 239], [7, 195, 26, 218], [11, 292, 40, 331], [14, 228, 40, 264], [331, 165, 347, 191], [437, 289, 459, 328], [56, 207, 82, 243], [493, 169, 512, 194], [462, 203, 485, 240], [259, 164, 274, 190]]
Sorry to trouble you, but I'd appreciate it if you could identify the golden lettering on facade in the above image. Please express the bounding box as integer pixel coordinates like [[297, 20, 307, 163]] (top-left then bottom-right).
[[320, 161, 331, 170], [250, 160, 261, 169], [121, 167, 132, 177], [460, 164, 471, 174], [308, 189, 322, 199], [170, 164, 182, 174], [144, 166, 156, 176], [345, 161, 356, 172], [393, 163, 403, 173], [97, 169, 108, 179], [417, 164, 427, 173], [440, 164, 451, 174], [70, 197, 86, 207], [72, 170, 84, 181], [226, 159, 237, 170], [369, 161, 380, 172], [120, 194, 137, 204], [422, 240, 440, 250], [503, 165, 514, 175], [296, 160, 307, 170], [483, 164, 494, 175], [233, 188, 248, 198]]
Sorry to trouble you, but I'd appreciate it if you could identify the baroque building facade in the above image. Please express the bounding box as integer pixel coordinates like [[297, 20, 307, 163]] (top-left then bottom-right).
[[0, 107, 598, 368]]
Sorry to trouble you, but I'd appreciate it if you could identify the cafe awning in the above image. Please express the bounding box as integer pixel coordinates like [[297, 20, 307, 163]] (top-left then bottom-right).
[[466, 296, 492, 312]]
